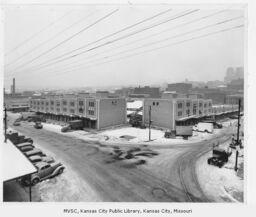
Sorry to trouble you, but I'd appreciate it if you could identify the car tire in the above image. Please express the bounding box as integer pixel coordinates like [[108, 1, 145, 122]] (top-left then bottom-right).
[[32, 178, 40, 185], [58, 168, 64, 174]]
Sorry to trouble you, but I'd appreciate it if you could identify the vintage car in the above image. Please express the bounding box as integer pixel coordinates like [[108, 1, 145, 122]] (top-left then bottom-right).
[[13, 121, 21, 126], [34, 122, 43, 129], [20, 145, 34, 152], [22, 162, 65, 185], [24, 148, 45, 157], [29, 155, 55, 164], [207, 147, 231, 168]]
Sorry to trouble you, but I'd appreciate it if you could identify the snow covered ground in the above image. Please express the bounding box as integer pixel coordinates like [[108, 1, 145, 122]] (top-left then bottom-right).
[[38, 121, 233, 146], [196, 140, 244, 202]]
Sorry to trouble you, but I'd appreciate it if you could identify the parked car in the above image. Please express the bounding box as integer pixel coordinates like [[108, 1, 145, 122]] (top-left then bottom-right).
[[34, 122, 43, 129], [24, 148, 45, 157], [20, 145, 34, 152], [61, 125, 71, 133], [207, 147, 231, 168], [29, 155, 55, 164], [21, 162, 65, 185], [13, 121, 21, 126], [16, 142, 33, 148]]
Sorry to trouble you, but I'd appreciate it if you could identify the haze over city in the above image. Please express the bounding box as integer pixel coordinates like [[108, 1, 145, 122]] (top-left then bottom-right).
[[3, 5, 244, 90]]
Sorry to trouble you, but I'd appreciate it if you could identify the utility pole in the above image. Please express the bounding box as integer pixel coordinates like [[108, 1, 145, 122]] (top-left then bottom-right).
[[148, 105, 151, 141], [234, 99, 241, 171], [4, 107, 7, 142]]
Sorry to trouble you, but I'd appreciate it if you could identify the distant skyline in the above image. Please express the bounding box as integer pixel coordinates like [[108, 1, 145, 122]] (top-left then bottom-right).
[[3, 5, 245, 90]]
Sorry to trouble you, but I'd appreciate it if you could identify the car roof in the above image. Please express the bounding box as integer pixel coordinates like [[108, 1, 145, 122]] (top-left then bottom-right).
[[17, 142, 32, 147], [25, 148, 42, 154], [29, 155, 42, 161], [35, 162, 49, 169]]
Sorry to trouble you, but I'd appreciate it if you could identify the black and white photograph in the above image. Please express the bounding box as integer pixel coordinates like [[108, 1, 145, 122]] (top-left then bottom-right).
[[0, 0, 256, 216]]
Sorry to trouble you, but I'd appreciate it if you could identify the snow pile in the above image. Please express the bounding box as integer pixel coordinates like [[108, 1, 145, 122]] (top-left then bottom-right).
[[196, 141, 244, 202]]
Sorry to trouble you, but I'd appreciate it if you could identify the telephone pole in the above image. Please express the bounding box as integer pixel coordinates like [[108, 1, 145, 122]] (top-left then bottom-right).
[[234, 99, 241, 171], [148, 105, 151, 141], [4, 107, 7, 142]]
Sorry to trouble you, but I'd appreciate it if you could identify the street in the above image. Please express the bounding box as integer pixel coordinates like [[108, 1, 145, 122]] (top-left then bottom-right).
[[10, 117, 236, 202]]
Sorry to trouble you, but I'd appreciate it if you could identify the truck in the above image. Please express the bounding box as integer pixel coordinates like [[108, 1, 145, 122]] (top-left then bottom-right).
[[194, 122, 214, 133], [61, 120, 83, 132], [176, 126, 193, 139], [207, 147, 231, 168]]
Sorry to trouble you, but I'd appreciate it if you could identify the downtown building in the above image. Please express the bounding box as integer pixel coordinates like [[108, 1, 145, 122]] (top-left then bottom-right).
[[29, 93, 127, 130]]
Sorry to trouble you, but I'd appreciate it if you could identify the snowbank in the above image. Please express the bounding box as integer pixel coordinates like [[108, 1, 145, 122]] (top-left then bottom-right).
[[196, 141, 244, 202]]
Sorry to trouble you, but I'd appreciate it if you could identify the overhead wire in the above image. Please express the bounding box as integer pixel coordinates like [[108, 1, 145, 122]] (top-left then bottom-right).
[[8, 9, 197, 75], [7, 8, 119, 74], [49, 24, 244, 78], [5, 9, 97, 68], [5, 10, 73, 56], [14, 19, 244, 80]]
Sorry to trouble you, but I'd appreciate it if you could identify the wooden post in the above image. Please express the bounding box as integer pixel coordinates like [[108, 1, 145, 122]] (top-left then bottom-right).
[[4, 107, 7, 143], [29, 175, 32, 202]]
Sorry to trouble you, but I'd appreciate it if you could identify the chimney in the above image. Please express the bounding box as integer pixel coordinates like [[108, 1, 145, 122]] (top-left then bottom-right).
[[13, 78, 15, 94], [11, 85, 13, 94]]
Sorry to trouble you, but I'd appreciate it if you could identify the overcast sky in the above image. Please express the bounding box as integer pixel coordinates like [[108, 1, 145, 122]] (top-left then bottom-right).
[[3, 5, 245, 90]]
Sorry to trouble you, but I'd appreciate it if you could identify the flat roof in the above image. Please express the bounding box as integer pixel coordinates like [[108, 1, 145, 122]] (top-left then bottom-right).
[[3, 139, 37, 182]]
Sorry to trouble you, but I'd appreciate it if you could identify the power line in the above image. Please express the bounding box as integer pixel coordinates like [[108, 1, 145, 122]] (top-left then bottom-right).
[[7, 8, 173, 75], [24, 24, 244, 79], [5, 9, 97, 68], [22, 15, 243, 79], [38, 9, 230, 74], [10, 9, 197, 75], [41, 8, 173, 63], [45, 10, 199, 65], [5, 10, 72, 56], [7, 8, 119, 74]]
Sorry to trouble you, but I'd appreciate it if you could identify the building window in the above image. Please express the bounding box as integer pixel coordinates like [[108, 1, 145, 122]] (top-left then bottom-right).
[[79, 108, 84, 113], [186, 110, 190, 116], [153, 102, 155, 106], [70, 101, 75, 106], [63, 108, 67, 112], [186, 102, 190, 107], [79, 101, 84, 106], [51, 101, 54, 105], [199, 110, 202, 115], [56, 101, 60, 106], [89, 101, 95, 107], [57, 108, 60, 112], [112, 101, 117, 105], [88, 110, 94, 115], [62, 100, 67, 106], [178, 111, 182, 117], [37, 102, 40, 105], [46, 102, 49, 106], [199, 103, 202, 107], [204, 103, 207, 108], [156, 102, 159, 106], [193, 109, 197, 115], [41, 101, 44, 105], [70, 109, 75, 114], [178, 103, 182, 109], [50, 107, 54, 111]]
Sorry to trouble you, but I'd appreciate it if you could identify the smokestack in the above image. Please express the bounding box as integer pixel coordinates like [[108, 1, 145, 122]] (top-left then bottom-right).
[[13, 78, 15, 94], [11, 85, 13, 94]]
